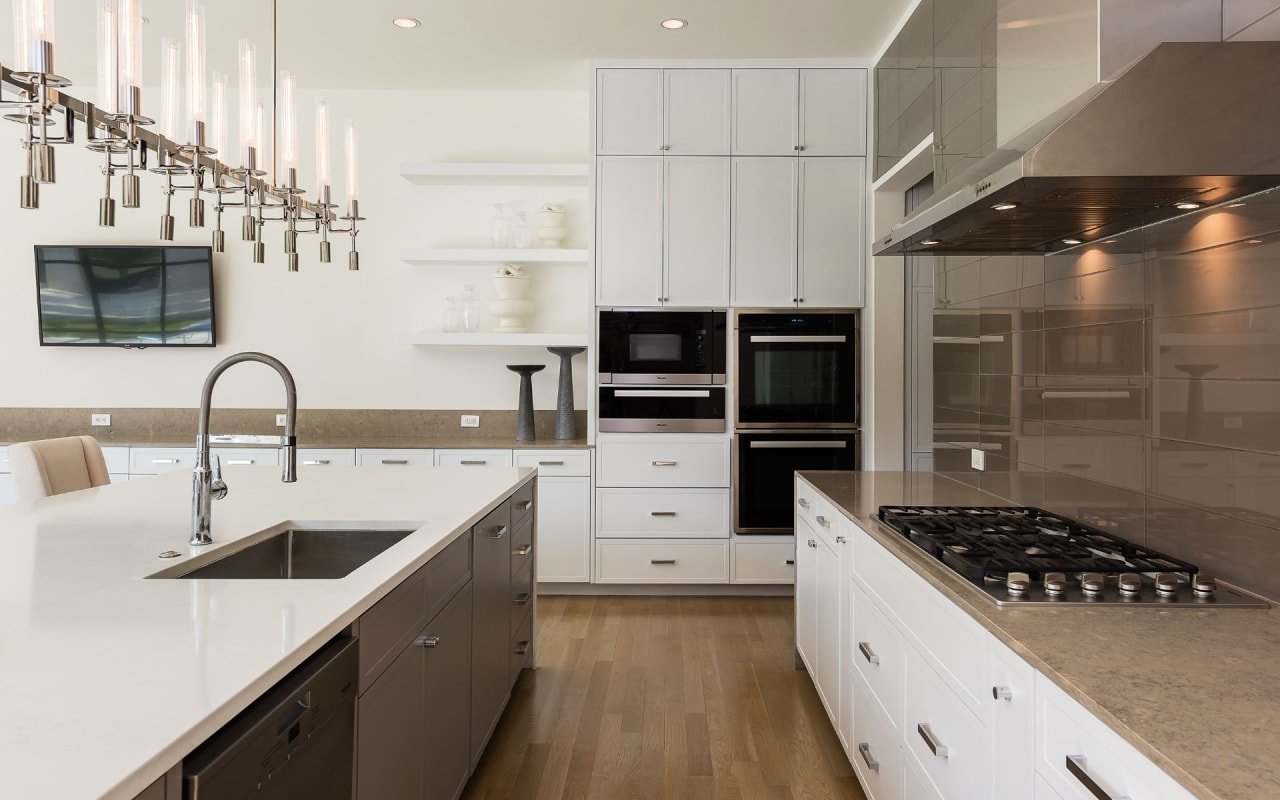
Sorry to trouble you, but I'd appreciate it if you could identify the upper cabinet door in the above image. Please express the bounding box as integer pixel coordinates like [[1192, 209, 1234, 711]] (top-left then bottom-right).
[[664, 157, 730, 307], [732, 157, 798, 308], [732, 69, 799, 156], [596, 69, 663, 155], [798, 157, 865, 308], [799, 69, 868, 156], [664, 69, 732, 155], [596, 156, 664, 307]]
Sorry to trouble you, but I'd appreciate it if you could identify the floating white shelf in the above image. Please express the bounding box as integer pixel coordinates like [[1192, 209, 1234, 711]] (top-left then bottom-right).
[[400, 332, 589, 348], [400, 247, 588, 264], [399, 162, 589, 185]]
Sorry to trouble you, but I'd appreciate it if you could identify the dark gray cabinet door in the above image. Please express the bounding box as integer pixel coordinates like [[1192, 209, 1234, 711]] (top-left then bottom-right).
[[357, 642, 426, 799], [424, 582, 474, 800], [470, 501, 512, 764]]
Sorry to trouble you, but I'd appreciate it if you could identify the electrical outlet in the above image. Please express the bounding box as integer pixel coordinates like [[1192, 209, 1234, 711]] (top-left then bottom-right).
[[461, 414, 480, 429], [91, 413, 111, 427], [1224, 416, 1244, 430], [971, 448, 986, 471], [276, 414, 287, 427]]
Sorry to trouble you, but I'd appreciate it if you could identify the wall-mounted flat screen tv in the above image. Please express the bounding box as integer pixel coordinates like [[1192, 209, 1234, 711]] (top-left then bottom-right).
[[35, 245, 216, 346]]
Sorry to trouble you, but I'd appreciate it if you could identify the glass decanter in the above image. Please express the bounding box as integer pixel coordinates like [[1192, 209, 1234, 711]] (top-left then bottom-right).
[[490, 203, 509, 248], [459, 284, 482, 332], [442, 296, 461, 333], [513, 211, 533, 249]]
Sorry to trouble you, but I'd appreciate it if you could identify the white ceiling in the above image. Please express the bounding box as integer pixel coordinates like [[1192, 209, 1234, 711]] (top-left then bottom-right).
[[2, 0, 911, 91]]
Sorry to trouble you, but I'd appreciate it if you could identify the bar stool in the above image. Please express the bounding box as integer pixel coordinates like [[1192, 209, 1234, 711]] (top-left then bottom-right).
[[8, 436, 111, 502]]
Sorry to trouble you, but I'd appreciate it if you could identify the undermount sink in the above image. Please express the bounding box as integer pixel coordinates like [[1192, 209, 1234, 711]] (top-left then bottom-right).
[[165, 527, 416, 580]]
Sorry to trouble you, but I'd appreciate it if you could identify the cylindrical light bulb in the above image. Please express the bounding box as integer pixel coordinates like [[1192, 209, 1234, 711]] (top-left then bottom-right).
[[255, 102, 267, 175], [209, 70, 227, 156], [97, 0, 118, 114], [314, 98, 331, 197], [237, 38, 257, 163], [278, 70, 297, 174], [12, 0, 31, 73], [185, 0, 207, 143], [118, 0, 141, 115], [28, 0, 54, 72], [344, 119, 359, 214], [159, 38, 180, 140]]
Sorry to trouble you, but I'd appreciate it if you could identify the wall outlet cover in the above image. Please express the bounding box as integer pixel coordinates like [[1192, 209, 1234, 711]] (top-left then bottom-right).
[[91, 413, 111, 427], [971, 448, 986, 471], [461, 414, 480, 428], [275, 414, 288, 427]]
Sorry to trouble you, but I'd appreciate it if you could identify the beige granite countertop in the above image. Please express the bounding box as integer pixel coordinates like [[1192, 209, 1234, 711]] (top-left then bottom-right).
[[798, 470, 1280, 800]]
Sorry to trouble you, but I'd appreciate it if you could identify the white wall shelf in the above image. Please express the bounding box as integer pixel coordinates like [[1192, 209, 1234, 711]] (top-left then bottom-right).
[[401, 248, 588, 264], [399, 162, 589, 185], [400, 332, 589, 348]]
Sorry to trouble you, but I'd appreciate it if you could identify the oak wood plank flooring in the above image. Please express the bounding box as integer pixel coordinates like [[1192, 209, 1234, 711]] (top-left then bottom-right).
[[463, 596, 866, 800]]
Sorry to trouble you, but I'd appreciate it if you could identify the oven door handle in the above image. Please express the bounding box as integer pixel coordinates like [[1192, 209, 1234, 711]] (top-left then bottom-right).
[[748, 335, 847, 343], [748, 441, 849, 449], [613, 389, 712, 398]]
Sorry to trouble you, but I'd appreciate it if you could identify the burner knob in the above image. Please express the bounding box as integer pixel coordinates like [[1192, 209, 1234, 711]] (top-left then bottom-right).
[[1081, 573, 1105, 595], [1155, 573, 1180, 597], [1044, 573, 1067, 596], [1118, 573, 1142, 595], [1006, 572, 1031, 595], [1193, 575, 1217, 597]]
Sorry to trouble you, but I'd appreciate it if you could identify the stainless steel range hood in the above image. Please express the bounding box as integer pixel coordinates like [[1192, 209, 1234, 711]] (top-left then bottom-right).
[[874, 41, 1280, 255]]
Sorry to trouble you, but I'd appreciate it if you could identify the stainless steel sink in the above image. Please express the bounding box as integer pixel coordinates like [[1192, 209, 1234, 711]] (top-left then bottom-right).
[[169, 528, 416, 579]]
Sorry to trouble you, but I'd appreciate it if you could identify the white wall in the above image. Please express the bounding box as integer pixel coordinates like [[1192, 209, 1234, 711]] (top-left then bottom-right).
[[0, 88, 590, 410]]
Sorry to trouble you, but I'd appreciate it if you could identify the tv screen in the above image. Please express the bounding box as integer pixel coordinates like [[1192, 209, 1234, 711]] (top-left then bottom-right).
[[35, 245, 215, 346]]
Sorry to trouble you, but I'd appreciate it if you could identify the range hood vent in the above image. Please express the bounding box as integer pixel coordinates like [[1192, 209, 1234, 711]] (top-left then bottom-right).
[[875, 42, 1280, 255]]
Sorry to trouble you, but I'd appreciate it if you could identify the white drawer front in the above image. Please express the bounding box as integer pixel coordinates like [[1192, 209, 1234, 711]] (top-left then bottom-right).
[[435, 449, 513, 468], [297, 449, 357, 467], [1035, 774, 1067, 800], [854, 526, 989, 717], [852, 578, 904, 733], [101, 446, 130, 474], [903, 644, 991, 800], [597, 438, 729, 487], [356, 449, 436, 467], [214, 448, 280, 468], [732, 540, 795, 584], [0, 446, 9, 474], [991, 636, 1037, 800], [514, 449, 591, 477], [904, 752, 944, 800], [0, 473, 15, 504], [129, 448, 197, 474], [596, 488, 730, 539], [851, 669, 904, 800], [1036, 675, 1196, 800], [595, 539, 730, 584]]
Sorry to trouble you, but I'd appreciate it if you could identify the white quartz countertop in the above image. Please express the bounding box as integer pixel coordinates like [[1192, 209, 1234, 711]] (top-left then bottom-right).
[[0, 465, 534, 800]]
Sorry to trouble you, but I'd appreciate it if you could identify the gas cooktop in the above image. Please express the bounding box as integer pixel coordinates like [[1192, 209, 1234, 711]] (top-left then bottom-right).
[[876, 505, 1269, 608]]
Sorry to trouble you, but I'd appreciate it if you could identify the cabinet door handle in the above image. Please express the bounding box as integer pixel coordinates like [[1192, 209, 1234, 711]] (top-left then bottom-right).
[[538, 460, 565, 466], [797, 498, 811, 509], [225, 459, 254, 466], [650, 559, 677, 565], [489, 525, 508, 539], [417, 634, 440, 649], [514, 641, 531, 655], [835, 536, 847, 544], [993, 686, 1013, 701], [917, 723, 949, 758], [815, 515, 830, 527], [1066, 755, 1125, 800], [857, 742, 879, 772], [650, 511, 677, 517], [514, 592, 531, 605], [302, 459, 331, 465], [517, 500, 534, 512], [651, 460, 678, 467], [381, 459, 409, 465], [807, 540, 817, 548], [516, 544, 533, 556], [461, 460, 487, 465], [858, 641, 879, 665]]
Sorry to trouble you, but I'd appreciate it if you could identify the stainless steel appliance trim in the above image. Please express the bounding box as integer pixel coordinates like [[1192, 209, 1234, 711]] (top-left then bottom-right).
[[602, 307, 726, 313], [598, 418, 727, 433], [1066, 755, 1118, 800], [748, 335, 847, 343], [614, 389, 713, 398], [749, 440, 848, 449], [735, 421, 861, 431], [603, 373, 717, 385], [1042, 390, 1132, 399]]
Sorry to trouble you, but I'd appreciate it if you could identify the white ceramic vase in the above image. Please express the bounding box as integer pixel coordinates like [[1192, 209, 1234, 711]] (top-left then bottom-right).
[[489, 274, 533, 333], [536, 209, 568, 248]]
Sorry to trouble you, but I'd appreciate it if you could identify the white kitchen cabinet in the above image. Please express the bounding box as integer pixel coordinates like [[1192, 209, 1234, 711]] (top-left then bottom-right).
[[664, 69, 731, 155], [991, 637, 1037, 800], [513, 450, 592, 477], [798, 157, 866, 307], [903, 642, 992, 800], [794, 520, 819, 672], [0, 473, 15, 505], [814, 531, 842, 732], [101, 446, 130, 474], [435, 449, 513, 468], [596, 436, 730, 488], [732, 157, 799, 307], [731, 539, 795, 584], [732, 69, 800, 155], [596, 69, 663, 155], [799, 69, 868, 156], [356, 449, 436, 467], [595, 487, 730, 539], [595, 539, 729, 583], [596, 156, 664, 306], [534, 476, 592, 583], [851, 669, 905, 800], [663, 157, 730, 306], [298, 448, 357, 467]]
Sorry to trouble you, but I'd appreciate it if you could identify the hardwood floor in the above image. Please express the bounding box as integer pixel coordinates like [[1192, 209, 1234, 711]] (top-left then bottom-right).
[[464, 596, 866, 800]]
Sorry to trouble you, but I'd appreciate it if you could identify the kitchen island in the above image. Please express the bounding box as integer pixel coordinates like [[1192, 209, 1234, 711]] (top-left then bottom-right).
[[0, 465, 536, 799]]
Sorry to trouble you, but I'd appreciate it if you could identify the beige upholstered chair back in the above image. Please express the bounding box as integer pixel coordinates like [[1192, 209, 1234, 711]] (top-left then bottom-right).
[[9, 436, 112, 502]]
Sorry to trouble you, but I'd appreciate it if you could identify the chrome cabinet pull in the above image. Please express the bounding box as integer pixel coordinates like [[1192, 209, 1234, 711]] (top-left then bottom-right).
[[516, 544, 533, 556], [797, 498, 811, 509], [651, 460, 678, 466], [302, 459, 331, 465], [857, 743, 879, 772], [993, 686, 1013, 701], [514, 592, 531, 605], [461, 460, 487, 465], [1066, 755, 1126, 800], [381, 459, 409, 465], [517, 500, 534, 511], [538, 460, 565, 466], [858, 641, 879, 665], [650, 559, 677, 565], [917, 723, 949, 758], [225, 459, 254, 466], [417, 635, 440, 649], [650, 511, 677, 517], [807, 539, 817, 548], [489, 525, 508, 539], [836, 535, 847, 544], [815, 515, 830, 527]]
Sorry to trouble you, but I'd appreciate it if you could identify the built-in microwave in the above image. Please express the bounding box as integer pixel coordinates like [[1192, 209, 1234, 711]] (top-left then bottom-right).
[[734, 310, 859, 430], [598, 386, 727, 433], [598, 309, 727, 385]]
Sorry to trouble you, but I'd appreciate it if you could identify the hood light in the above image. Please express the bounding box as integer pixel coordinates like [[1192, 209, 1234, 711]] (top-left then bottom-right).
[[661, 18, 688, 29], [992, 202, 1017, 211], [1226, 202, 1246, 208], [1247, 239, 1263, 244], [1174, 201, 1203, 210], [392, 17, 421, 28], [1061, 238, 1082, 246], [921, 239, 940, 246]]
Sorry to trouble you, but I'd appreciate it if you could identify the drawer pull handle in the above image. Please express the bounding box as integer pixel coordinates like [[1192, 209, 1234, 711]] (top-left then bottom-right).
[[417, 634, 440, 649], [514, 592, 531, 605], [1066, 755, 1127, 800], [516, 544, 533, 556], [857, 742, 879, 772], [785, 559, 795, 566], [807, 540, 817, 548], [650, 559, 677, 565], [303, 459, 331, 465], [517, 500, 534, 512], [514, 641, 530, 656], [538, 460, 565, 466], [917, 723, 949, 758], [152, 459, 180, 464], [461, 460, 487, 465], [797, 498, 811, 509], [381, 459, 409, 465], [489, 525, 509, 540], [993, 686, 1013, 701], [651, 460, 678, 466], [225, 459, 254, 466], [650, 511, 678, 517], [858, 641, 879, 665], [815, 515, 830, 527]]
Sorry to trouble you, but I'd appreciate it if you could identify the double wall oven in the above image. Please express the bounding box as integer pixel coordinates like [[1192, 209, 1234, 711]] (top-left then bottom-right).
[[598, 309, 728, 433], [733, 310, 860, 534]]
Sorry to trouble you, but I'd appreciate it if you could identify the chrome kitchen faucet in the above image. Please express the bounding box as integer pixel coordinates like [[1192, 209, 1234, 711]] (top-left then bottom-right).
[[191, 352, 298, 546]]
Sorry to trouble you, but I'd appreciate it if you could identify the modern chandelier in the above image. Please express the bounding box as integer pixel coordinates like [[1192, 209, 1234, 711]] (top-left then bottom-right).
[[1, 0, 364, 270]]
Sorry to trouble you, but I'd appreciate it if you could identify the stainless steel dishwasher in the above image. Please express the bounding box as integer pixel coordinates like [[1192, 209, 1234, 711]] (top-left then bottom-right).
[[183, 636, 358, 799]]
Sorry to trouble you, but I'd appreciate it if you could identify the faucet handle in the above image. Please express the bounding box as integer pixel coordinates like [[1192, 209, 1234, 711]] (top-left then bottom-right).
[[210, 453, 228, 500]]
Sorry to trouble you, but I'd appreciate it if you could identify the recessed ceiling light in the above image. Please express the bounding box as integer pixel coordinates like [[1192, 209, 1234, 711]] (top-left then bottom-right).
[[660, 18, 688, 30], [921, 239, 940, 247], [1174, 201, 1203, 210], [1061, 238, 1082, 246], [392, 17, 421, 29], [991, 202, 1017, 211]]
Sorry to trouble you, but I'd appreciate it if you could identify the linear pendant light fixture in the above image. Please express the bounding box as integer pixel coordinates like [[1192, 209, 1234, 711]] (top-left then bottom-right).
[[0, 0, 366, 270]]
